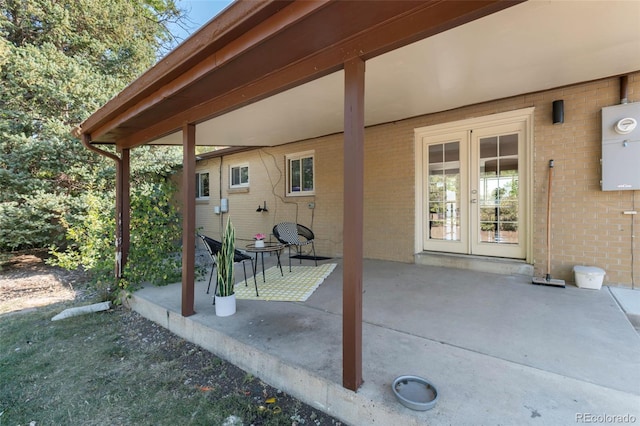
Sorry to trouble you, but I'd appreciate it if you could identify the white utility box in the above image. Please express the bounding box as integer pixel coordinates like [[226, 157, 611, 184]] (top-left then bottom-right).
[[573, 266, 606, 290]]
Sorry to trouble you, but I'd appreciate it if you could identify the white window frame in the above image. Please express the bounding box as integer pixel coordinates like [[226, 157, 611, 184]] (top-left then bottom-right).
[[196, 172, 209, 199], [286, 150, 315, 196], [229, 164, 250, 188]]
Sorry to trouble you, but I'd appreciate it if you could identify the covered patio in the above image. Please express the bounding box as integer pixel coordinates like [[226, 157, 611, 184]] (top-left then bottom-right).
[[128, 258, 640, 425], [74, 0, 640, 411]]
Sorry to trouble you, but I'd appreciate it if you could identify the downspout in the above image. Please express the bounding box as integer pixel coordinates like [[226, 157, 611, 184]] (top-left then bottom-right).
[[80, 132, 125, 278], [620, 75, 629, 104], [81, 132, 120, 163]]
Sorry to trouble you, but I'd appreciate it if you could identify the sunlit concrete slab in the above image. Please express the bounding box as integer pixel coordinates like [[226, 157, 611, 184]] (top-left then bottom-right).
[[129, 258, 640, 425], [610, 287, 640, 328]]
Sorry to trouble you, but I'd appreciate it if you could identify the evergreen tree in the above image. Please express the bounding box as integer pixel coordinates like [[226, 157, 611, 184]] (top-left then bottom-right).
[[0, 0, 188, 293], [0, 0, 181, 250]]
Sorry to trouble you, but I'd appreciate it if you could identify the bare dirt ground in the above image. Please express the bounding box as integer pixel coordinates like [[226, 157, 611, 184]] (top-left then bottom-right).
[[0, 250, 90, 315], [0, 251, 342, 425]]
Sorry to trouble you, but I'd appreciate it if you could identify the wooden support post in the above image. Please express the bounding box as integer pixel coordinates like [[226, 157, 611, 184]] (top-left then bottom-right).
[[114, 149, 129, 279], [115, 155, 123, 278], [342, 57, 365, 391], [120, 148, 130, 271], [182, 123, 196, 317]]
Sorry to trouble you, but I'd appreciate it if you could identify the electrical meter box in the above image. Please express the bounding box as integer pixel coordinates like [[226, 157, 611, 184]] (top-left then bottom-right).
[[601, 102, 640, 191]]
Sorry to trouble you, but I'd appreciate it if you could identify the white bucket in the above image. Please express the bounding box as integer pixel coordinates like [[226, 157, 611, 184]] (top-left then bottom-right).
[[573, 266, 605, 290]]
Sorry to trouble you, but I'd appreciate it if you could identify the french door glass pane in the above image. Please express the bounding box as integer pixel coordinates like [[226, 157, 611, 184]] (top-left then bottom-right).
[[479, 134, 519, 244], [427, 142, 460, 241]]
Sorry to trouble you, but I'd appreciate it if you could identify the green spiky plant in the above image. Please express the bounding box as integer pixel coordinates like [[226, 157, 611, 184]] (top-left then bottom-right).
[[216, 218, 236, 297]]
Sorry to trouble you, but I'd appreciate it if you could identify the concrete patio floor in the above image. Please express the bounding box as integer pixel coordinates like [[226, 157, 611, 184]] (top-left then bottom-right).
[[129, 257, 640, 425]]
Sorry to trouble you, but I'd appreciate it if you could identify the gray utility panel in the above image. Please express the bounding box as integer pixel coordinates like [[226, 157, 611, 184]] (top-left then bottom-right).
[[601, 102, 640, 191]]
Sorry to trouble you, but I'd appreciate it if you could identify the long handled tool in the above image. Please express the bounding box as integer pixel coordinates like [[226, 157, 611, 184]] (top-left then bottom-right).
[[533, 159, 565, 287]]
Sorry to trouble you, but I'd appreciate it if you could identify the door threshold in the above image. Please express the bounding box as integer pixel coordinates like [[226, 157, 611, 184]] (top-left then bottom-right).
[[415, 251, 533, 276]]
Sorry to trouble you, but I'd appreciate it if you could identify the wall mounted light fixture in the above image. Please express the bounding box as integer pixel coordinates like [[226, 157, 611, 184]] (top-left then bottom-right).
[[552, 100, 564, 124], [256, 201, 268, 212]]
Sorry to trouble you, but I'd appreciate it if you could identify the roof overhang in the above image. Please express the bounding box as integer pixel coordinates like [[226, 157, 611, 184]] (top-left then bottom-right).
[[76, 0, 640, 150], [76, 0, 524, 148]]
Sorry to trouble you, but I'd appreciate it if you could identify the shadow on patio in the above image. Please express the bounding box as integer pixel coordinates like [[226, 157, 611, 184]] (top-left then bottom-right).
[[129, 257, 640, 425]]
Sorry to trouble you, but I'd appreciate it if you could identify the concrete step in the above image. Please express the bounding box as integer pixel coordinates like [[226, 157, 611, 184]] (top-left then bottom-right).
[[415, 252, 534, 276]]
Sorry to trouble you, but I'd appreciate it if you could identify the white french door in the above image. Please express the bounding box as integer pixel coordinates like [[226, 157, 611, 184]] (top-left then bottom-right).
[[419, 111, 530, 259], [423, 131, 469, 254], [470, 124, 524, 258]]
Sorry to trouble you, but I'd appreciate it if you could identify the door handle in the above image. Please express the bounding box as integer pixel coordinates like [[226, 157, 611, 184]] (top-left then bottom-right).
[[471, 199, 477, 203]]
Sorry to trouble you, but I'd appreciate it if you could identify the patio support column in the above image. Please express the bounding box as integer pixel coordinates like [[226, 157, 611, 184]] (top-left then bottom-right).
[[114, 148, 130, 278], [119, 148, 130, 272], [181, 123, 196, 317], [342, 56, 365, 391]]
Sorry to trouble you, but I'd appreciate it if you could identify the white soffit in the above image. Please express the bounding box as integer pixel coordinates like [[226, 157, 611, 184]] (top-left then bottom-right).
[[365, 0, 640, 125], [194, 71, 344, 147], [153, 0, 640, 147]]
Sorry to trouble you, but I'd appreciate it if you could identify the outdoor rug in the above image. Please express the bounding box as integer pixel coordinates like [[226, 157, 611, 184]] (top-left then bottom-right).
[[235, 263, 337, 302]]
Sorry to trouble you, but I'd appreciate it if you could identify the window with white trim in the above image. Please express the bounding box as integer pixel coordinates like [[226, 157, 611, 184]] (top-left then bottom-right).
[[196, 172, 209, 199], [230, 164, 249, 188], [286, 151, 314, 196]]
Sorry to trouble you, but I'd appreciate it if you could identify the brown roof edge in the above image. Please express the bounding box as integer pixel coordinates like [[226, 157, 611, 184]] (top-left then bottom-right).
[[196, 146, 256, 161], [78, 0, 290, 135], [76, 0, 521, 146]]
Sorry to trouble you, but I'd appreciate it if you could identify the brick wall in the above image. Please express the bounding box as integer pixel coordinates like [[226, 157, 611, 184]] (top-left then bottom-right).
[[190, 71, 639, 287]]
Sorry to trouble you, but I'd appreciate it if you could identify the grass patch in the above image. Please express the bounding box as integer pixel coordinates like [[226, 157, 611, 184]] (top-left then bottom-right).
[[0, 305, 337, 425]]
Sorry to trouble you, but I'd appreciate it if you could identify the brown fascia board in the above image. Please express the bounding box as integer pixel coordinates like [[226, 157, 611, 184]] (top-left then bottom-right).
[[83, 0, 335, 146], [78, 0, 292, 138], [78, 0, 521, 147], [196, 146, 255, 161]]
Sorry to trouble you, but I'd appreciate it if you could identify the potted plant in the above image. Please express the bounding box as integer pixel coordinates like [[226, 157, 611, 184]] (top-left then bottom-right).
[[215, 218, 236, 317], [254, 233, 266, 248]]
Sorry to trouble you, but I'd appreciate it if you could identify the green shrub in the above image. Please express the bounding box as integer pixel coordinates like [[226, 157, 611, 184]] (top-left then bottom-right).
[[49, 179, 183, 301]]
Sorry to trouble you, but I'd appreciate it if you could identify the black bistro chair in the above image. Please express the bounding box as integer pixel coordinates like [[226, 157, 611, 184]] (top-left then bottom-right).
[[198, 234, 258, 303], [272, 222, 317, 272]]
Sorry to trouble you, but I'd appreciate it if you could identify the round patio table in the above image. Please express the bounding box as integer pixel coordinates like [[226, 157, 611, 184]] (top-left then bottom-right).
[[245, 242, 285, 282]]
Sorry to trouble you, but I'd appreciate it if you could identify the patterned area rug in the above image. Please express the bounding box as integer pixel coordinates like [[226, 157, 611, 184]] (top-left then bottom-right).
[[235, 263, 337, 301]]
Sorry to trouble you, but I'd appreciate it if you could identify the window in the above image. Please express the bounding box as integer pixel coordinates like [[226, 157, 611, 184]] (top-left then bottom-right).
[[196, 172, 209, 199], [230, 164, 249, 188], [286, 151, 314, 196]]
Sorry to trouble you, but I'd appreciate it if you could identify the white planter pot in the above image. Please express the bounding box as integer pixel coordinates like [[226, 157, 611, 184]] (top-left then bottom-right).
[[215, 294, 236, 317], [255, 240, 265, 248]]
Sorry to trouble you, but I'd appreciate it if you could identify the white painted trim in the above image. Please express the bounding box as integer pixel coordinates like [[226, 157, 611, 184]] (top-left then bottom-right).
[[414, 107, 535, 262], [229, 163, 250, 188], [414, 138, 424, 255], [285, 150, 316, 196], [415, 108, 535, 136], [195, 171, 210, 199]]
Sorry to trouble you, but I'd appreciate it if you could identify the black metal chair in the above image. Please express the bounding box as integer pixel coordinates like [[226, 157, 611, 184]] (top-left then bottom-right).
[[198, 234, 258, 303], [272, 222, 317, 271]]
